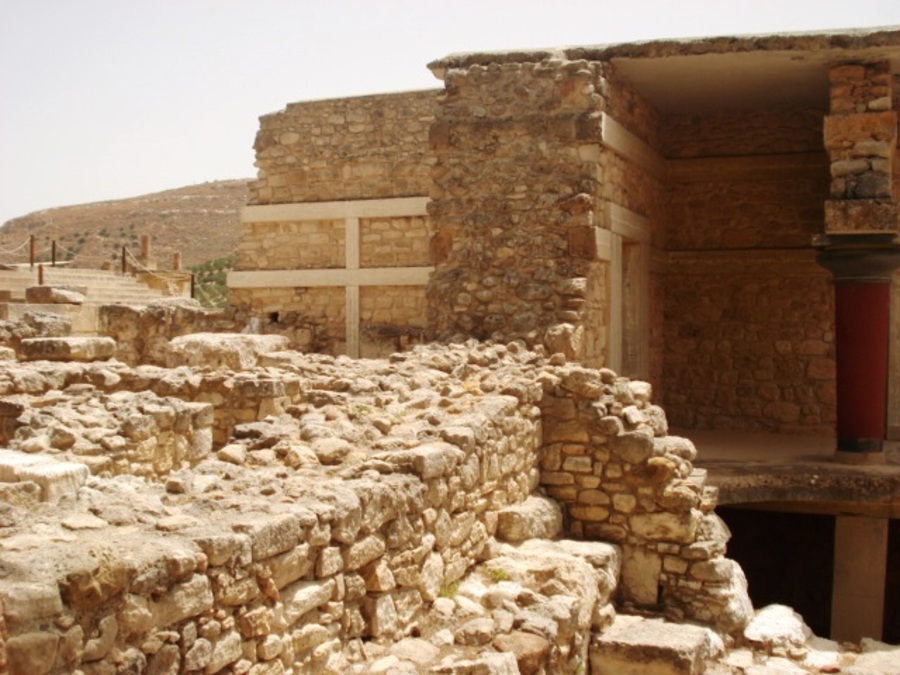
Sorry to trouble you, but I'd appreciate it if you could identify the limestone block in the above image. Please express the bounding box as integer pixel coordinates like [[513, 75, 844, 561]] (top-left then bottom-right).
[[20, 336, 116, 362], [492, 631, 551, 675], [207, 630, 242, 673], [148, 575, 214, 628], [4, 455, 90, 502], [164, 332, 290, 370], [629, 510, 701, 544], [25, 286, 86, 305], [363, 593, 398, 639], [431, 651, 520, 674], [620, 546, 661, 606], [589, 615, 722, 675], [0, 582, 63, 632], [232, 513, 300, 561], [743, 604, 813, 651], [6, 631, 60, 675], [824, 199, 897, 233], [282, 579, 335, 626], [496, 496, 563, 543]]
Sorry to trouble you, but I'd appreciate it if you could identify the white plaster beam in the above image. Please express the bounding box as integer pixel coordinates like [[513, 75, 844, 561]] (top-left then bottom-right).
[[241, 197, 429, 223], [599, 113, 667, 179], [227, 267, 433, 289]]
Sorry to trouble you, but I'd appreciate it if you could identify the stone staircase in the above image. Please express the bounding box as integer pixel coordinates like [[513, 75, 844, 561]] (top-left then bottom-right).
[[0, 265, 169, 305]]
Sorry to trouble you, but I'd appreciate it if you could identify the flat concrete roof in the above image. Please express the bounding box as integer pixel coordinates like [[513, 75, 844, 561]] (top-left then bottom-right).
[[430, 26, 900, 114], [683, 429, 900, 517]]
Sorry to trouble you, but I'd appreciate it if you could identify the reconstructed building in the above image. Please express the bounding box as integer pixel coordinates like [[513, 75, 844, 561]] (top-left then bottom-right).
[[229, 27, 900, 641]]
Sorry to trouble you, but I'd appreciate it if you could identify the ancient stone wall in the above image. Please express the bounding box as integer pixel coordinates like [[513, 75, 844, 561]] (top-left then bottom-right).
[[234, 220, 346, 271], [0, 341, 751, 673], [249, 91, 437, 205], [359, 216, 431, 268], [661, 107, 835, 433], [425, 57, 610, 363], [232, 91, 437, 359]]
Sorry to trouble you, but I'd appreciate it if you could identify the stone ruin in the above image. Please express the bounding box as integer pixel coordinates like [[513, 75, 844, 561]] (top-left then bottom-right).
[[2, 24, 900, 675], [0, 318, 897, 674]]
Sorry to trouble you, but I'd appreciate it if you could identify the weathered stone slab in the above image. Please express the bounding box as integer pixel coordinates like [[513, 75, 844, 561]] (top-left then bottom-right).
[[25, 286, 87, 304], [0, 449, 90, 502], [19, 336, 116, 362], [496, 495, 563, 543], [164, 332, 290, 370], [590, 615, 721, 675]]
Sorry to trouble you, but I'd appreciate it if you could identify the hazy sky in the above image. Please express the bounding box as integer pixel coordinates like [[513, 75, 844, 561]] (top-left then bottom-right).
[[2, 0, 900, 226]]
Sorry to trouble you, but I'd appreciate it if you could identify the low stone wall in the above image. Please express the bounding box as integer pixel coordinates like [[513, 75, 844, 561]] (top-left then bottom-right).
[[3, 390, 212, 479], [0, 358, 305, 449], [0, 339, 752, 674]]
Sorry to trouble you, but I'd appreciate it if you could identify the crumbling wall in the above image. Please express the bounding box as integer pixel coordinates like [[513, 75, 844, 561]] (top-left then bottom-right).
[[539, 366, 751, 631], [661, 107, 835, 433], [0, 340, 751, 674]]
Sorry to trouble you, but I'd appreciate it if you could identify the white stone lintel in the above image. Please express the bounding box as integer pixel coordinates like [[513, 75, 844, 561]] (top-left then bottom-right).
[[241, 197, 430, 223], [227, 267, 433, 289], [600, 113, 667, 179]]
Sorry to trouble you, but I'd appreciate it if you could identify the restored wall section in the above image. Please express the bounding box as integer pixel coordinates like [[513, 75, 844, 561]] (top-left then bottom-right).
[[232, 91, 437, 358], [661, 107, 835, 433], [249, 91, 436, 205]]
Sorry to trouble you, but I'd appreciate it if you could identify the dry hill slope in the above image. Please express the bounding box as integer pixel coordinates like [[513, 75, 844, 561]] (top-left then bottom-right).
[[0, 180, 249, 270]]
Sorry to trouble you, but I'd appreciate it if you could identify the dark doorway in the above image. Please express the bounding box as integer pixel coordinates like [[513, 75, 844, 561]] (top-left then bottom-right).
[[885, 518, 900, 644], [718, 506, 835, 637]]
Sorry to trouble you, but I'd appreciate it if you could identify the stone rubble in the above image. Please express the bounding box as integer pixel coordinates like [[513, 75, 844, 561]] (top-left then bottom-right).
[[0, 332, 896, 673]]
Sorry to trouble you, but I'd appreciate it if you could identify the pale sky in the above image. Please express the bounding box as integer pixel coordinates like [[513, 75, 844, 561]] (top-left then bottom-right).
[[2, 0, 900, 226]]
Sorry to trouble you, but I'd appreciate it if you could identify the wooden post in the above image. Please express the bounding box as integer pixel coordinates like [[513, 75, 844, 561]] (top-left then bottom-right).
[[173, 251, 182, 271], [51, 240, 56, 267], [29, 235, 35, 268], [38, 264, 44, 286], [190, 273, 195, 299], [140, 235, 151, 266]]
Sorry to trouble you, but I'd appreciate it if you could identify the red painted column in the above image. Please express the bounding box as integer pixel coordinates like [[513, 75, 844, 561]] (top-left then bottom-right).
[[818, 242, 900, 463], [833, 281, 891, 455]]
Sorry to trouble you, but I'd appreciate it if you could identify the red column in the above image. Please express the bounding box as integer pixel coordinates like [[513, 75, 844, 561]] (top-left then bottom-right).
[[833, 281, 891, 455], [818, 241, 900, 464]]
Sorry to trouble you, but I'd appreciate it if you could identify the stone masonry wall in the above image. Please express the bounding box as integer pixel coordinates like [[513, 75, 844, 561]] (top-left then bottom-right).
[[661, 107, 835, 433], [234, 91, 437, 357], [425, 57, 611, 363], [0, 341, 751, 674], [359, 216, 431, 268], [234, 220, 346, 271], [249, 91, 437, 205], [359, 286, 427, 358]]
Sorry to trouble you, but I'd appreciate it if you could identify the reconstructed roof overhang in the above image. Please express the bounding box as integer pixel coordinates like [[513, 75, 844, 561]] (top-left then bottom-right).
[[429, 26, 900, 114]]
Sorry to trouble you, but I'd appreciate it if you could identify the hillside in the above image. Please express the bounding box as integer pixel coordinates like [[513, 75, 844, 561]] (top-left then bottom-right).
[[0, 180, 249, 271]]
